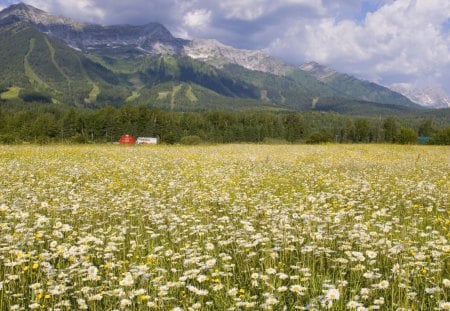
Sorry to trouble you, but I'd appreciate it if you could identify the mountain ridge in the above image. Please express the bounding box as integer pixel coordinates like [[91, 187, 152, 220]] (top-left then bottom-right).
[[0, 3, 425, 114], [299, 62, 418, 108]]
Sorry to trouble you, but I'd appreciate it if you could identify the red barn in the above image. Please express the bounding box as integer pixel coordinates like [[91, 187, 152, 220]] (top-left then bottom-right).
[[119, 134, 135, 145]]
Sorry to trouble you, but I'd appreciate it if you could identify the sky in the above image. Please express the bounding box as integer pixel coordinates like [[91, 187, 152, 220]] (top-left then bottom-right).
[[1, 0, 450, 94]]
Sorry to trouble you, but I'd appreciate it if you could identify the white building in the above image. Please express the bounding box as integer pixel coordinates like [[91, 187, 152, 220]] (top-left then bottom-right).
[[136, 137, 158, 145]]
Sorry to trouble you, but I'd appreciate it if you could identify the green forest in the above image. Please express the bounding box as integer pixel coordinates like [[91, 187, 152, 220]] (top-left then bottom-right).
[[1, 103, 449, 145]]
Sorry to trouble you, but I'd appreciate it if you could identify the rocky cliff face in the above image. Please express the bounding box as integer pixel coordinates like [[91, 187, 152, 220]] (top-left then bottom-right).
[[0, 3, 187, 57], [0, 2, 84, 29], [183, 39, 293, 75], [42, 22, 187, 56]]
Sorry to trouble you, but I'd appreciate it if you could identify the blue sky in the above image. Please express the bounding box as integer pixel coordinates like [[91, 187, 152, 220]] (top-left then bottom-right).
[[1, 0, 449, 95]]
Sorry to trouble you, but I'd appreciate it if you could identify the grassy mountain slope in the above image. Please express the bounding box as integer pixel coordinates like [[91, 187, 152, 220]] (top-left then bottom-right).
[[0, 22, 131, 106], [323, 74, 417, 107], [315, 97, 421, 116], [221, 64, 342, 110], [133, 82, 279, 111], [86, 55, 280, 111], [300, 62, 419, 108]]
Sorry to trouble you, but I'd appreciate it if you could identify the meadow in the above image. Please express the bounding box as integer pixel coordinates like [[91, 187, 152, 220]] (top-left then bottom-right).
[[0, 144, 449, 310]]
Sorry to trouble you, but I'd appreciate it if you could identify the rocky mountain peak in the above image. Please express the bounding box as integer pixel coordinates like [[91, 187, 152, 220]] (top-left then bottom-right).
[[184, 39, 293, 75], [0, 2, 85, 29], [0, 3, 186, 57], [299, 62, 338, 81]]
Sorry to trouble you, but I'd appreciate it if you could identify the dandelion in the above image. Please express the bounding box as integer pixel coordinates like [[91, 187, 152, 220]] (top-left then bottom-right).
[[443, 279, 450, 288]]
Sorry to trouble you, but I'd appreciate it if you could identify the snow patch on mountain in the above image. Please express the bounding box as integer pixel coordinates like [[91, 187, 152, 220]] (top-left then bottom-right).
[[390, 84, 450, 108]]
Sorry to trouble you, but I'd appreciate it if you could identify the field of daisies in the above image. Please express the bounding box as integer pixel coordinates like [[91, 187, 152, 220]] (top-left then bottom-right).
[[0, 144, 449, 310]]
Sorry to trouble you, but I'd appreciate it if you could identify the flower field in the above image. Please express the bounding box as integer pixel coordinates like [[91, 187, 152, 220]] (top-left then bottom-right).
[[0, 144, 449, 310]]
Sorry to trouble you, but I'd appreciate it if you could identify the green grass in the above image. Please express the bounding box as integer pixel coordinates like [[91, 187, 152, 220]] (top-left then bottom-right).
[[0, 86, 21, 99], [185, 85, 198, 102], [44, 37, 70, 83], [158, 91, 169, 99], [87, 82, 101, 103], [125, 90, 141, 103], [24, 38, 51, 90], [171, 84, 183, 110]]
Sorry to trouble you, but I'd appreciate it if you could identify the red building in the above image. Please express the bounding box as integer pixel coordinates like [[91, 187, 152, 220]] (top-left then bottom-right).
[[119, 134, 135, 145]]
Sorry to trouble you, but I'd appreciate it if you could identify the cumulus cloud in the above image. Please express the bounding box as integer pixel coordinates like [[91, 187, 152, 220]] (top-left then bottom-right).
[[183, 9, 211, 29], [215, 0, 323, 20], [24, 0, 105, 23], [267, 0, 450, 90]]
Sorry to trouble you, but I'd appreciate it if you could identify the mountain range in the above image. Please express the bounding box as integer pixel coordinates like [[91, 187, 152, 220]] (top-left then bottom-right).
[[0, 3, 439, 115], [390, 84, 450, 109]]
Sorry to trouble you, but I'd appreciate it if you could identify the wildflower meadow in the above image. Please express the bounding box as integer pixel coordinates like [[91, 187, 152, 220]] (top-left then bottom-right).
[[0, 144, 449, 310]]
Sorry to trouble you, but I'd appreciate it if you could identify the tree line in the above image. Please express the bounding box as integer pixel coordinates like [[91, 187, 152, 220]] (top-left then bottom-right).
[[0, 104, 449, 144]]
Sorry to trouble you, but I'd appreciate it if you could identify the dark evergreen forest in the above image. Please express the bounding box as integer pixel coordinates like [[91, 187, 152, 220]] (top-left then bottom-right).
[[1, 103, 449, 145]]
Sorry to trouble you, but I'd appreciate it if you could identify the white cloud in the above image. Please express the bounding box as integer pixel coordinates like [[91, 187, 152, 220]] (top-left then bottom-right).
[[183, 9, 211, 29], [218, 0, 270, 20], [267, 0, 450, 89], [217, 0, 324, 20], [25, 0, 105, 23]]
